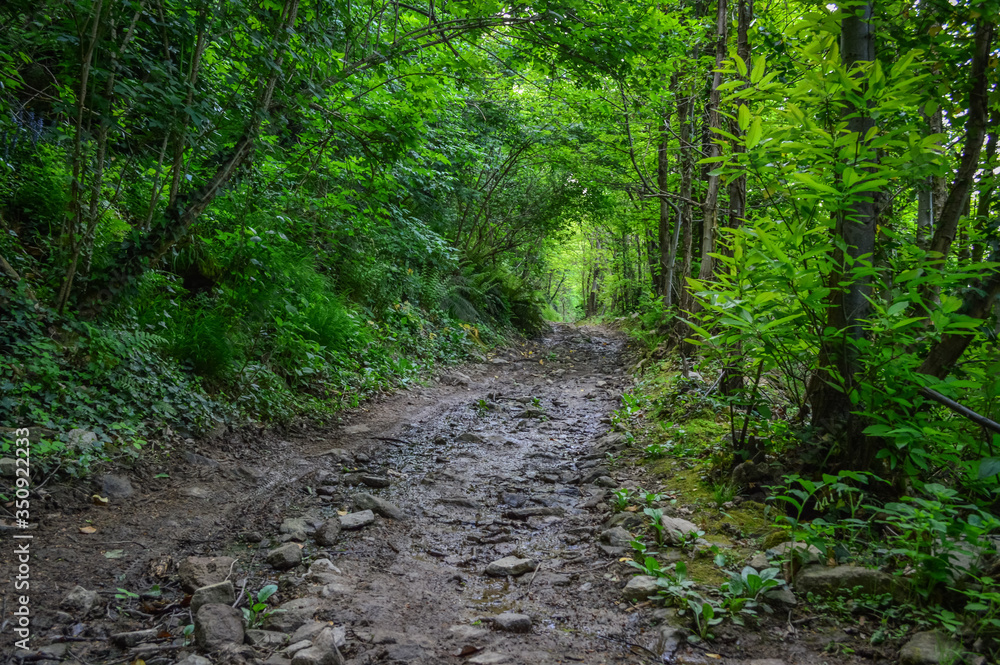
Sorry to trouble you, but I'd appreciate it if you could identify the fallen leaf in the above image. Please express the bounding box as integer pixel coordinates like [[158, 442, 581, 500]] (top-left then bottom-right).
[[618, 557, 632, 562], [337, 510, 348, 516], [79, 526, 97, 534], [454, 645, 482, 657], [92, 494, 109, 507], [104, 549, 125, 559], [706, 654, 722, 659]]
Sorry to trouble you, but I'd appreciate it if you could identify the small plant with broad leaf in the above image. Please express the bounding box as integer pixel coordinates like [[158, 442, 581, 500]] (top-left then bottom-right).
[[720, 566, 785, 625], [241, 584, 283, 628]]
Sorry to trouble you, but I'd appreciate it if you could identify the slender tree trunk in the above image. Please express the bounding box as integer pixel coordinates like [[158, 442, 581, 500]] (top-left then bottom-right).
[[696, 0, 728, 286], [657, 124, 671, 298], [678, 90, 696, 312], [722, 0, 751, 399], [809, 1, 878, 467]]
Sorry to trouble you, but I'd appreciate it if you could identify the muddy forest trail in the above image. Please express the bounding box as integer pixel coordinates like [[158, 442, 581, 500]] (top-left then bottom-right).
[[6, 325, 864, 665]]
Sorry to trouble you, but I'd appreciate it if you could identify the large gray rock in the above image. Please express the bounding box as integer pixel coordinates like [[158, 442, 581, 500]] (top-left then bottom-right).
[[795, 565, 903, 599], [899, 630, 962, 665], [600, 526, 634, 548], [354, 492, 406, 520], [622, 575, 659, 602], [457, 431, 484, 443], [339, 510, 376, 530], [265, 597, 323, 633], [195, 603, 244, 650], [494, 613, 531, 633], [179, 556, 237, 592], [267, 543, 303, 570], [660, 515, 701, 545], [61, 586, 98, 617], [191, 580, 235, 613], [485, 556, 538, 577], [99, 474, 134, 499], [314, 519, 341, 546], [441, 372, 472, 387]]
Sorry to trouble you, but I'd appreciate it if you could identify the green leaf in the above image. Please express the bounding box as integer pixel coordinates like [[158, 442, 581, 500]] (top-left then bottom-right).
[[979, 458, 1000, 479], [750, 55, 766, 84], [746, 117, 762, 148]]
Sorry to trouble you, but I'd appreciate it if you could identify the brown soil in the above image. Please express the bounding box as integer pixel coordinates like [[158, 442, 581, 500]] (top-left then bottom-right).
[[2, 324, 892, 665]]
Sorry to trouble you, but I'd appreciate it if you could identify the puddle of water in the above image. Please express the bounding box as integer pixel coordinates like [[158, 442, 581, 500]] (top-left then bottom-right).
[[470, 579, 512, 612]]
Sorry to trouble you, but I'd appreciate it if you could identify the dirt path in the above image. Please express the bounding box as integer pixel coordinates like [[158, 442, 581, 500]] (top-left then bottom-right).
[[3, 324, 865, 665], [5, 325, 656, 663]]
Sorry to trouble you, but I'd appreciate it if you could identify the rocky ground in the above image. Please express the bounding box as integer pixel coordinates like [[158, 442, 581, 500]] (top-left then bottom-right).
[[1, 324, 940, 665]]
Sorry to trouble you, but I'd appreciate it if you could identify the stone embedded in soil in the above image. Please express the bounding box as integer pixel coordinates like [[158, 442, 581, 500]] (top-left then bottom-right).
[[749, 552, 770, 569], [179, 556, 236, 592], [290, 621, 327, 644], [457, 431, 485, 443], [183, 451, 219, 467], [191, 580, 235, 613], [622, 575, 659, 602], [61, 585, 98, 617], [747, 660, 788, 665], [795, 564, 901, 598], [306, 559, 343, 584], [290, 626, 344, 665], [660, 515, 701, 545], [195, 603, 245, 650], [0, 457, 16, 476], [596, 431, 628, 451], [468, 652, 512, 665], [354, 492, 406, 520], [280, 517, 311, 542], [592, 475, 617, 488], [246, 629, 290, 647], [181, 486, 212, 499], [265, 597, 324, 633], [339, 509, 376, 530], [175, 655, 213, 665], [267, 542, 304, 570], [768, 586, 797, 607], [343, 424, 370, 435], [99, 473, 134, 498], [361, 474, 391, 488], [111, 628, 158, 647], [650, 626, 686, 660], [494, 612, 532, 633], [485, 556, 538, 577], [441, 371, 472, 386], [439, 496, 481, 508], [600, 526, 634, 547], [515, 408, 545, 418], [449, 624, 489, 641], [67, 428, 98, 449], [766, 541, 822, 564], [507, 506, 565, 519], [899, 630, 962, 665], [314, 518, 341, 546]]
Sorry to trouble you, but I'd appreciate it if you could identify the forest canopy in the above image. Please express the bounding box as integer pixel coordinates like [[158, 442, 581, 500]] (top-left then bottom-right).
[[0, 0, 999, 495]]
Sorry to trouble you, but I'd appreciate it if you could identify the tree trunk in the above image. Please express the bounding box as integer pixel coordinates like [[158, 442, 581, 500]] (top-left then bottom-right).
[[808, 1, 878, 467], [926, 21, 995, 261], [677, 90, 696, 312], [696, 0, 728, 286], [657, 124, 671, 298]]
